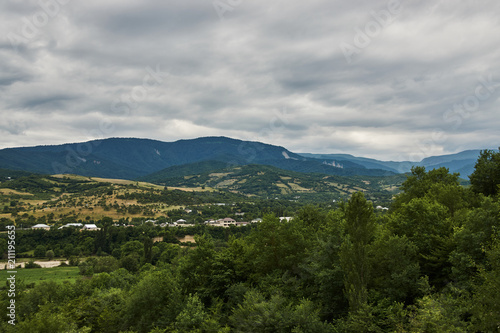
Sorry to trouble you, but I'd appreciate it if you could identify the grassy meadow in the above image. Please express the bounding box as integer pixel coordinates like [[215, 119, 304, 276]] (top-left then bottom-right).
[[0, 266, 81, 287]]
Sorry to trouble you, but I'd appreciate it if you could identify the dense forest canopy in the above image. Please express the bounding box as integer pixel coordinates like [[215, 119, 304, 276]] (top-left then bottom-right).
[[0, 149, 499, 332]]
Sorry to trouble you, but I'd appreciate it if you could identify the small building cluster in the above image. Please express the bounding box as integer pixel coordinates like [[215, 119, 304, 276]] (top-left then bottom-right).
[[32, 223, 100, 231], [205, 217, 248, 228], [28, 215, 291, 230]]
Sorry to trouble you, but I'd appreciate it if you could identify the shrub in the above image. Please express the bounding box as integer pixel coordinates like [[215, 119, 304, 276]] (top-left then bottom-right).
[[25, 260, 42, 269], [45, 250, 55, 261], [69, 256, 80, 266]]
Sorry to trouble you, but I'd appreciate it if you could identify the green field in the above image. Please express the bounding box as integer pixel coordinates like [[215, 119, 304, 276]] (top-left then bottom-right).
[[0, 266, 81, 287]]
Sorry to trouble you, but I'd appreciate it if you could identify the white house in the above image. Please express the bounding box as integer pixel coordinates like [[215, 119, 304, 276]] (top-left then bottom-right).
[[32, 224, 50, 230], [82, 224, 100, 231], [212, 217, 237, 227]]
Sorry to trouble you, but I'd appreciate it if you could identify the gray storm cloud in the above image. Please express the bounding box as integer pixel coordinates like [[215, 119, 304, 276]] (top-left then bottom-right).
[[0, 0, 499, 160]]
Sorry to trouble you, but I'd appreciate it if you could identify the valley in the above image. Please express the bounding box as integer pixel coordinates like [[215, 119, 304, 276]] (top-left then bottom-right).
[[0, 165, 405, 230], [0, 142, 498, 332]]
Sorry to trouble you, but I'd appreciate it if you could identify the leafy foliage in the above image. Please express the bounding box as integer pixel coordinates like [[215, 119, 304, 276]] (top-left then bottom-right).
[[340, 192, 376, 313], [0, 153, 499, 331], [469, 147, 500, 196]]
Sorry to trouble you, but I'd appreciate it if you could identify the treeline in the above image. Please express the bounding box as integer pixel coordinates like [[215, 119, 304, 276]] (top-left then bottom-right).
[[0, 149, 499, 332], [0, 220, 255, 259], [0, 175, 107, 195], [116, 188, 246, 206]]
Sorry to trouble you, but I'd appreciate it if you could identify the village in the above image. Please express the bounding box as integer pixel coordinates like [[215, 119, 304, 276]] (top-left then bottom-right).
[[27, 216, 295, 230]]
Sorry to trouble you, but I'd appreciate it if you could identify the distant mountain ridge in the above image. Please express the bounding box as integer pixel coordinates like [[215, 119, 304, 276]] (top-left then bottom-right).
[[0, 137, 393, 179], [0, 136, 492, 179], [298, 153, 405, 173], [300, 149, 498, 177]]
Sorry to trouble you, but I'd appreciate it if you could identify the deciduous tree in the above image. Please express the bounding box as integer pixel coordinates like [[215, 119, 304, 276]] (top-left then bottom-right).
[[340, 192, 376, 313], [469, 148, 500, 196]]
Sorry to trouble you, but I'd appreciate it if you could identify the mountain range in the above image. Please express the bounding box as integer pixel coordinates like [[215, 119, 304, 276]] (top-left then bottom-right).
[[300, 149, 488, 177], [0, 136, 489, 180]]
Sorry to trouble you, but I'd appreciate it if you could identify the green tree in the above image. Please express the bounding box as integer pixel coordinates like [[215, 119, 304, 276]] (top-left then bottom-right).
[[120, 253, 141, 273], [172, 294, 223, 332], [45, 250, 55, 261], [93, 256, 120, 273], [11, 307, 86, 333], [178, 234, 217, 303], [300, 209, 348, 321], [94, 217, 113, 254], [296, 204, 327, 231], [122, 269, 182, 332], [336, 301, 407, 333], [407, 291, 469, 333], [246, 214, 307, 278], [79, 259, 96, 276], [121, 240, 144, 258], [67, 287, 124, 333], [449, 196, 500, 289], [389, 197, 453, 288], [157, 243, 181, 264], [340, 192, 376, 314], [229, 290, 331, 332], [370, 231, 421, 304], [17, 280, 73, 320], [64, 244, 75, 259], [393, 166, 460, 210], [143, 236, 153, 264], [471, 239, 500, 332], [82, 237, 95, 256], [426, 182, 467, 217], [34, 245, 47, 258], [469, 148, 500, 196]]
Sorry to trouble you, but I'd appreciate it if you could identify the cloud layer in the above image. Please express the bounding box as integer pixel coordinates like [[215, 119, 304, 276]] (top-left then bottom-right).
[[1, 0, 499, 161]]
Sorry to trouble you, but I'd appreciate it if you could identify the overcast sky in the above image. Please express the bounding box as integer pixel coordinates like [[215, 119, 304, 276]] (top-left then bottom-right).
[[1, 0, 499, 161]]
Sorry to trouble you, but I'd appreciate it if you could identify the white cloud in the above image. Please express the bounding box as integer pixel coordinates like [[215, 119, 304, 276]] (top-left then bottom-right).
[[0, 0, 499, 160]]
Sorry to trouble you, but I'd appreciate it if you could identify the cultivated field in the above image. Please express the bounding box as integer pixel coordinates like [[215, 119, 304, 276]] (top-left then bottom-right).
[[0, 266, 80, 286]]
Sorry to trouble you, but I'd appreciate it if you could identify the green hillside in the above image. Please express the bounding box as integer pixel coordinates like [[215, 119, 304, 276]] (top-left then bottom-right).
[[143, 163, 406, 204]]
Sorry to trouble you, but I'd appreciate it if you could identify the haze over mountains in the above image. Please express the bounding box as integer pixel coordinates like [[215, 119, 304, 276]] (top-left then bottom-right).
[[300, 149, 486, 178], [0, 137, 488, 180]]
